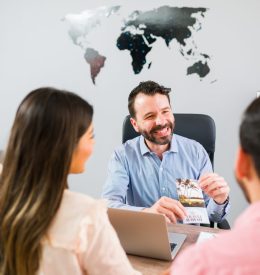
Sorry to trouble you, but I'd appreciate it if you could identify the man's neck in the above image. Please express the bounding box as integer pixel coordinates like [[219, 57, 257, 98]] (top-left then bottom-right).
[[144, 139, 170, 160], [248, 186, 260, 203], [246, 170, 260, 203]]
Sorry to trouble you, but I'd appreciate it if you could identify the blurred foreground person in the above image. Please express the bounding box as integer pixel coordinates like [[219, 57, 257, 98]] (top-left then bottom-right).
[[0, 87, 140, 275]]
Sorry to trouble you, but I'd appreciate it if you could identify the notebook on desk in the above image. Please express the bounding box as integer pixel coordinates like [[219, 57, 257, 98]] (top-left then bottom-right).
[[107, 208, 186, 261]]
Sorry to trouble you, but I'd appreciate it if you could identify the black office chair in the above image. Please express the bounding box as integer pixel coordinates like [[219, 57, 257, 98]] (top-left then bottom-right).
[[122, 113, 230, 229]]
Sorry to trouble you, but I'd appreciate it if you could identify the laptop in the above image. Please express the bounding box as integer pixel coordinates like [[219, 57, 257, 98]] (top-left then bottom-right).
[[107, 208, 186, 261]]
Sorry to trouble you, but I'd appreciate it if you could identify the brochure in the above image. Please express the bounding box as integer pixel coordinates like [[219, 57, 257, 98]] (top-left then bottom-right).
[[176, 178, 210, 224]]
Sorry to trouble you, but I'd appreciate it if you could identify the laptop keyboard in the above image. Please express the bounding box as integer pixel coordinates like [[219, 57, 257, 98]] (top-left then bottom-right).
[[170, 242, 177, 251]]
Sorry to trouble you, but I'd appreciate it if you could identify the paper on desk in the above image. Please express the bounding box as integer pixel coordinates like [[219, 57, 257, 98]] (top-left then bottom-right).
[[176, 179, 210, 224], [196, 231, 217, 244]]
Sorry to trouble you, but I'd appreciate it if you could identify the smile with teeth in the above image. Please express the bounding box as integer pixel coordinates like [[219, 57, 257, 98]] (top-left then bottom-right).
[[154, 127, 169, 137]]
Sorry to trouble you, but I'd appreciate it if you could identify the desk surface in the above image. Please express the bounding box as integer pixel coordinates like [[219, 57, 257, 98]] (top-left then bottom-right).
[[128, 224, 222, 275]]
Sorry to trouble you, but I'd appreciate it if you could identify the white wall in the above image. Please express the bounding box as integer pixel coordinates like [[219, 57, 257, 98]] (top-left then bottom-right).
[[1, 0, 260, 226]]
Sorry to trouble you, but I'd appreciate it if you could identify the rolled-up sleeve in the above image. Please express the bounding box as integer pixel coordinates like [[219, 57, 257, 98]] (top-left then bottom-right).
[[207, 197, 230, 222], [102, 150, 144, 211]]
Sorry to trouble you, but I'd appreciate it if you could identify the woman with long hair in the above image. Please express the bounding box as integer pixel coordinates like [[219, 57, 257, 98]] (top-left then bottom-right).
[[0, 87, 140, 275]]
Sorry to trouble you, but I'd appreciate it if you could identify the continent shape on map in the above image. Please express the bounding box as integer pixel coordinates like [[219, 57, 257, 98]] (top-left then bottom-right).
[[64, 5, 211, 84], [64, 6, 120, 84], [187, 60, 210, 78], [84, 48, 106, 84], [117, 6, 209, 76]]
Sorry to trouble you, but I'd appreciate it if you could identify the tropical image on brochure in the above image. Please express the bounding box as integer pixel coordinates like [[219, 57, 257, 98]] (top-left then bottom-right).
[[176, 179, 210, 224]]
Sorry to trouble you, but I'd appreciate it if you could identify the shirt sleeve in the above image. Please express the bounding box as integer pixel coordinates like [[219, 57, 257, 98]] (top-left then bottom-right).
[[203, 190, 230, 223], [206, 197, 230, 222], [101, 149, 144, 211], [80, 203, 141, 275]]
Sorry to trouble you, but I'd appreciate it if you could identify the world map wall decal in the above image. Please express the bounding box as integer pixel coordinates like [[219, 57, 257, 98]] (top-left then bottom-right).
[[64, 5, 210, 85]]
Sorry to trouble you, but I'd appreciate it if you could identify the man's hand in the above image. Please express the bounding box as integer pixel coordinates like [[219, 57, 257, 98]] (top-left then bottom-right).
[[199, 173, 230, 204], [142, 196, 187, 223]]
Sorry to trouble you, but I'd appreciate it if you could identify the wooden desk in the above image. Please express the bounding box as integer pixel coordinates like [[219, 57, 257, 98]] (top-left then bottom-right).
[[128, 224, 222, 275]]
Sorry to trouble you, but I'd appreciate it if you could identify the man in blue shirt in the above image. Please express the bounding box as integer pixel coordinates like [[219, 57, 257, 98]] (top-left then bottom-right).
[[102, 81, 230, 223]]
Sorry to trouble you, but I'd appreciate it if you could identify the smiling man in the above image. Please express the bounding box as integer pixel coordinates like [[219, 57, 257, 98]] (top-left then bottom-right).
[[102, 81, 230, 224]]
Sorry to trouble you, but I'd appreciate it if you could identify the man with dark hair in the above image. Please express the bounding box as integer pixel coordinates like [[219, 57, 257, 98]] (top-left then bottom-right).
[[166, 96, 260, 274], [102, 81, 230, 223]]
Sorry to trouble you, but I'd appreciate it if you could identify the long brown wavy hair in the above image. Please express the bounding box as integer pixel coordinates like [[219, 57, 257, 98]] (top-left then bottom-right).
[[0, 87, 93, 275]]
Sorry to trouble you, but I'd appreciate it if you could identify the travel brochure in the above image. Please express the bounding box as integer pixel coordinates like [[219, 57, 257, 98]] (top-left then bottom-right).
[[176, 178, 210, 224]]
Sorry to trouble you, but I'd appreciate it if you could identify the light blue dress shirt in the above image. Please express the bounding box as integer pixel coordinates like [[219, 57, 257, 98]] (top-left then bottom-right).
[[102, 134, 230, 222]]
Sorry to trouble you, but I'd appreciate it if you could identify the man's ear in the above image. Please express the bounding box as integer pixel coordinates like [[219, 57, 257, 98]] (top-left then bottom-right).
[[235, 146, 251, 181], [130, 117, 140, 133]]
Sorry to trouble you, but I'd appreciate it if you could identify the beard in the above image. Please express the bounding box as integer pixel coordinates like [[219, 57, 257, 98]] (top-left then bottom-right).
[[139, 121, 174, 145]]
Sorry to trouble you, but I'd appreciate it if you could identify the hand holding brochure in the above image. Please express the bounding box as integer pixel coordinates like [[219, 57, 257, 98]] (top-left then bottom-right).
[[176, 179, 210, 224]]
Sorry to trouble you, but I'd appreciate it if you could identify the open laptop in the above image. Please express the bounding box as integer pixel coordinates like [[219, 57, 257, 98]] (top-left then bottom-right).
[[107, 208, 186, 261]]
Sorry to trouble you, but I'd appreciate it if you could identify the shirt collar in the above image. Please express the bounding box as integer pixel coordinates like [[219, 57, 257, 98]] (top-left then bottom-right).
[[139, 134, 179, 155], [170, 134, 179, 153], [140, 136, 150, 155]]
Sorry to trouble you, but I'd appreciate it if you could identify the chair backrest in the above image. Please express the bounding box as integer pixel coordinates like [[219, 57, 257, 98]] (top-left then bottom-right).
[[122, 113, 216, 168]]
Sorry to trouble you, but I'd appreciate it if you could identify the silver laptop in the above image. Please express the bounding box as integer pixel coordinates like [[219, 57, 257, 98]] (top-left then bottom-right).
[[107, 208, 186, 261]]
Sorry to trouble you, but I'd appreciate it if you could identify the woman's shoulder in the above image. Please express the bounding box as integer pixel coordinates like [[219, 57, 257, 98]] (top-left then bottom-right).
[[43, 190, 107, 251], [63, 189, 101, 206], [58, 189, 107, 225]]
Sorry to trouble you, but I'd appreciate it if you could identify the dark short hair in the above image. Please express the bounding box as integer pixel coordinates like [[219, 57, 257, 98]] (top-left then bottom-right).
[[128, 81, 171, 118], [240, 97, 260, 177]]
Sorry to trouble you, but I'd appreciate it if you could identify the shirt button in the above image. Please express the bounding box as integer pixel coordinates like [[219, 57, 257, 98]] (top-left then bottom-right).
[[162, 187, 166, 191], [160, 167, 163, 171]]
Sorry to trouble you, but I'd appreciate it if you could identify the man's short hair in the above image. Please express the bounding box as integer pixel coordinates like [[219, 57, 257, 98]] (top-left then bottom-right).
[[128, 81, 171, 118], [240, 97, 260, 177]]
